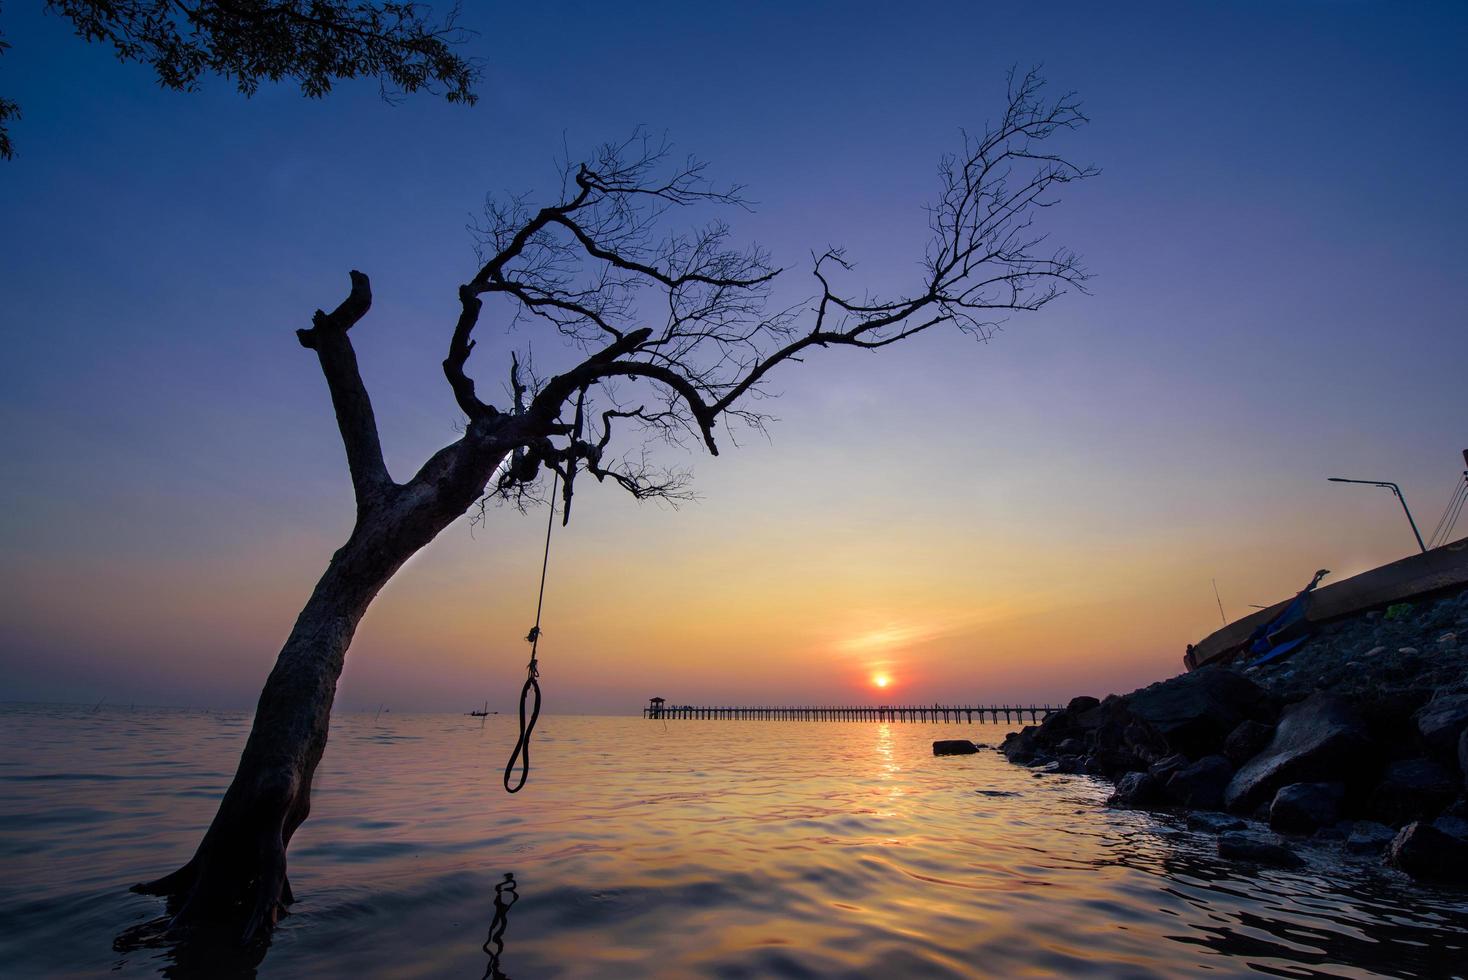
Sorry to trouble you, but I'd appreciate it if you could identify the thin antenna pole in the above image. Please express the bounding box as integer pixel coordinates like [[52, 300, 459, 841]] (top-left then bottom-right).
[[1211, 579, 1227, 627]]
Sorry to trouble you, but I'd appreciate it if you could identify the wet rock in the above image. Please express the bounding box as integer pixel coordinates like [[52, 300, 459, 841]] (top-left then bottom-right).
[[1187, 811, 1247, 833], [1037, 708, 1075, 740], [1148, 753, 1190, 782], [1224, 693, 1373, 813], [1056, 738, 1086, 756], [1344, 821, 1396, 855], [1416, 694, 1468, 763], [933, 739, 978, 756], [1084, 696, 1147, 777], [1370, 757, 1457, 825], [1363, 646, 1387, 657], [1461, 728, 1468, 785], [1001, 727, 1041, 764], [1166, 755, 1233, 810], [1218, 830, 1305, 868], [1224, 719, 1274, 766], [1094, 750, 1149, 780], [1123, 721, 1169, 763], [1108, 770, 1164, 809], [1387, 821, 1468, 882], [1435, 815, 1468, 840], [1125, 668, 1273, 758], [1073, 700, 1109, 733], [1269, 782, 1344, 834]]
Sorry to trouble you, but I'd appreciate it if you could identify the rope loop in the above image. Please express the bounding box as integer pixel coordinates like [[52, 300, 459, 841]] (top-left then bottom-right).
[[502, 468, 559, 794], [502, 663, 541, 794]]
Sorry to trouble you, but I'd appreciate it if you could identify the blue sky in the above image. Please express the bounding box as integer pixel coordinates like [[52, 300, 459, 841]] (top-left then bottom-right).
[[1, 0, 1465, 710]]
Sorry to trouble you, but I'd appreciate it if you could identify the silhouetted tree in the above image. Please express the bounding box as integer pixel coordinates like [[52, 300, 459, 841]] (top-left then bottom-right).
[[134, 69, 1095, 943], [2, 0, 477, 159]]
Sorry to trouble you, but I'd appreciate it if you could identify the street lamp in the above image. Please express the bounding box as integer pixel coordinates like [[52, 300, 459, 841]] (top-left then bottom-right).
[[1327, 477, 1427, 553]]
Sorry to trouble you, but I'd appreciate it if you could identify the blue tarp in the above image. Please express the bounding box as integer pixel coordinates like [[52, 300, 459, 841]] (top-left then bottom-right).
[[1246, 569, 1330, 667]]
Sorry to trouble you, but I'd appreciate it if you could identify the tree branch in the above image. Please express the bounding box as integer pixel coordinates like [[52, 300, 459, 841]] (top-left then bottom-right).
[[296, 270, 393, 510], [442, 284, 495, 418], [459, 77, 1091, 514]]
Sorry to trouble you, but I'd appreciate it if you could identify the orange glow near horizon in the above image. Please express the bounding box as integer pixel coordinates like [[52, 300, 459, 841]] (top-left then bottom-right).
[[872, 673, 891, 689]]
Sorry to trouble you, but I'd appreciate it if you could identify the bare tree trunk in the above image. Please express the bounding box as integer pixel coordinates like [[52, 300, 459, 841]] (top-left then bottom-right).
[[134, 412, 513, 941]]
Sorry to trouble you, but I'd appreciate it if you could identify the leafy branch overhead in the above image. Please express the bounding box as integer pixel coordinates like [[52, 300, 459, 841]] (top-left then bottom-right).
[[2, 0, 480, 159]]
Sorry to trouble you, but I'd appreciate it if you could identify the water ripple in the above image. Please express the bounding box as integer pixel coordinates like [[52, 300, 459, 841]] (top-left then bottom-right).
[[1, 704, 1466, 977]]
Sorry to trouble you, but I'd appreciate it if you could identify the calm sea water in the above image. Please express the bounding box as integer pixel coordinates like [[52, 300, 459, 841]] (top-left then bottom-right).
[[2, 703, 1466, 978]]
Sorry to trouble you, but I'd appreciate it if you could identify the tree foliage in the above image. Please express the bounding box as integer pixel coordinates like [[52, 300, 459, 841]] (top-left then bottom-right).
[[2, 0, 478, 159]]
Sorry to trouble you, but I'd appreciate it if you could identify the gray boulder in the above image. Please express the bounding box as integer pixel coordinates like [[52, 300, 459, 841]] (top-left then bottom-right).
[[1415, 694, 1468, 762], [1344, 821, 1396, 855], [1067, 695, 1101, 715], [1387, 821, 1468, 883], [1125, 667, 1272, 758], [1369, 757, 1457, 825], [1224, 693, 1373, 813], [1218, 830, 1305, 868], [1269, 782, 1344, 833], [933, 739, 978, 756], [1108, 770, 1164, 809], [1166, 754, 1233, 810], [1224, 719, 1275, 765]]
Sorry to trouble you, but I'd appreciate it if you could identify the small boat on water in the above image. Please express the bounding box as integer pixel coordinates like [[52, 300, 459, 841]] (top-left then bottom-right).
[[468, 701, 496, 717], [1185, 533, 1468, 670]]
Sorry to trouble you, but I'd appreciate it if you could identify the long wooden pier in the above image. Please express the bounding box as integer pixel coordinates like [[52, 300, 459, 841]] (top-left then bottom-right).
[[642, 700, 1060, 724]]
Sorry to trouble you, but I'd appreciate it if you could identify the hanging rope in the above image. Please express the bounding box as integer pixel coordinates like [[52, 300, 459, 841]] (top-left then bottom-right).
[[503, 467, 560, 794]]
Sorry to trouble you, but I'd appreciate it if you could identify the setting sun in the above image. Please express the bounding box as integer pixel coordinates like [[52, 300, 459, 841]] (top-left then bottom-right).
[[872, 673, 891, 688]]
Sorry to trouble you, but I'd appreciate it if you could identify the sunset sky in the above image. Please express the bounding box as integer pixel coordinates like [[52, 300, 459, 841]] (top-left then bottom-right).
[[2, 0, 1465, 713]]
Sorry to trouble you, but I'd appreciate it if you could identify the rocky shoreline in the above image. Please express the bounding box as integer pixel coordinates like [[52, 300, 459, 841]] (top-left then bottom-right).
[[979, 585, 1468, 882]]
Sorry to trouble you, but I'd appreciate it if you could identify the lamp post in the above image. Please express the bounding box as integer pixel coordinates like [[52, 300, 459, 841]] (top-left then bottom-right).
[[1327, 477, 1427, 553]]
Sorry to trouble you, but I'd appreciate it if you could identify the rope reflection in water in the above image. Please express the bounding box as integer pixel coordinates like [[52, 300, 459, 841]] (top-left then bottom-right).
[[481, 873, 519, 980]]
